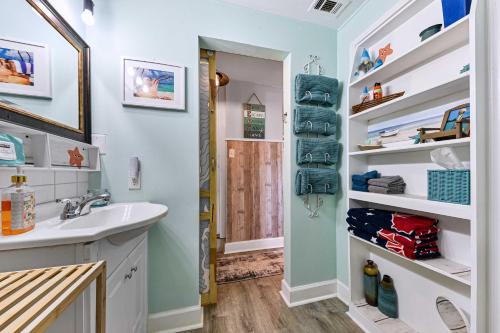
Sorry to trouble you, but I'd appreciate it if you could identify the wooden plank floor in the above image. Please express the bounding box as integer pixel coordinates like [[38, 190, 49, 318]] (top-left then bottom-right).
[[186, 275, 363, 333]]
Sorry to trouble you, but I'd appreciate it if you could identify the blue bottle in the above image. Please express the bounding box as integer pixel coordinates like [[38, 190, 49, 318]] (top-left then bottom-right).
[[363, 260, 379, 306], [378, 275, 398, 318]]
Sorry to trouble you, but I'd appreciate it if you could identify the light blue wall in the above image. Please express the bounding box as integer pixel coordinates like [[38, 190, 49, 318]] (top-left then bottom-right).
[[335, 0, 401, 285], [86, 0, 338, 313]]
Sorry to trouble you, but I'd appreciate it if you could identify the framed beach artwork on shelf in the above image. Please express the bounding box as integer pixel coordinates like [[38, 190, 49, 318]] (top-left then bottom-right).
[[0, 38, 51, 98], [122, 57, 185, 110]]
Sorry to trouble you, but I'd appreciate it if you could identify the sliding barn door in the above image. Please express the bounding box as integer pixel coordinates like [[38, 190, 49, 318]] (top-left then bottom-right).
[[199, 49, 217, 305], [226, 140, 283, 243]]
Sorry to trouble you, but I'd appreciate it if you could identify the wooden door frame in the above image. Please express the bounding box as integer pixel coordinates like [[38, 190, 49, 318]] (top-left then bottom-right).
[[200, 49, 218, 305]]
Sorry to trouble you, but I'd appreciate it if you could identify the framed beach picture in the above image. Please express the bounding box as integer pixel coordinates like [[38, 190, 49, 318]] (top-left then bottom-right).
[[122, 58, 185, 110], [0, 38, 51, 98]]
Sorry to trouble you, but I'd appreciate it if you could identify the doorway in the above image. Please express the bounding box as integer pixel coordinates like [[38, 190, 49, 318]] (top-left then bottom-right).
[[199, 44, 288, 306], [215, 52, 284, 285]]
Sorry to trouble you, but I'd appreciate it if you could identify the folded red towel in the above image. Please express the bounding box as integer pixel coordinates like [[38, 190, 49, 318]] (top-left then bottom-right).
[[385, 240, 440, 259], [348, 208, 438, 237], [377, 229, 438, 248]]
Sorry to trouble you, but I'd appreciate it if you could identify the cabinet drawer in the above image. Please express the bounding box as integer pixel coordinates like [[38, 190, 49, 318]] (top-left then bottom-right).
[[98, 231, 146, 277], [106, 254, 134, 333]]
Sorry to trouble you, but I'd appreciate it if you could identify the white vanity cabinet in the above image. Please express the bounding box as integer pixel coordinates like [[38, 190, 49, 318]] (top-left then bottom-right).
[[0, 202, 166, 332], [84, 230, 149, 333], [0, 231, 149, 333], [103, 235, 148, 333]]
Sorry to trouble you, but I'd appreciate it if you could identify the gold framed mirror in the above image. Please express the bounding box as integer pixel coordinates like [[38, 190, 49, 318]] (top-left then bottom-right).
[[0, 0, 91, 143]]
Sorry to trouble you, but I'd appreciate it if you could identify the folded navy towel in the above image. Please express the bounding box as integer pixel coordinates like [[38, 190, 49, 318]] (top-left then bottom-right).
[[348, 227, 441, 260], [295, 168, 338, 195], [352, 170, 379, 184], [295, 74, 338, 107], [348, 227, 387, 247], [352, 183, 368, 192], [294, 105, 337, 136], [296, 138, 339, 166]]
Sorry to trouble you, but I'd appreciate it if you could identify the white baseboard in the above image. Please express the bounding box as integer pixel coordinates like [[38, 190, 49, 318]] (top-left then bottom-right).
[[336, 280, 350, 305], [279, 278, 337, 307], [148, 305, 203, 333], [224, 237, 284, 254]]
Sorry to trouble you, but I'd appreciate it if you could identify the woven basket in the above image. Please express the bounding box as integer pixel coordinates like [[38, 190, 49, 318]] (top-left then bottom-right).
[[427, 169, 470, 205], [352, 92, 405, 114]]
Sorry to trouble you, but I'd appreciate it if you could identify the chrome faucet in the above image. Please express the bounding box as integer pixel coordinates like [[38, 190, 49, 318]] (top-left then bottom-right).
[[57, 192, 111, 220]]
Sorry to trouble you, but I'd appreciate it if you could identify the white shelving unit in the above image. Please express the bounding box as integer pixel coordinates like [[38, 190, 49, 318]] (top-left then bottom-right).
[[349, 137, 470, 157], [346, 1, 486, 333], [0, 120, 100, 172]]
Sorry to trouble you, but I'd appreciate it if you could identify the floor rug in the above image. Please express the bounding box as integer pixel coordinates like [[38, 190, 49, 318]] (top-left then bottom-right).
[[216, 248, 284, 284]]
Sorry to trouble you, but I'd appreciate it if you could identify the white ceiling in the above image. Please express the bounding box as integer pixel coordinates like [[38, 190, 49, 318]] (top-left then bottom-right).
[[217, 52, 283, 88], [219, 0, 367, 29]]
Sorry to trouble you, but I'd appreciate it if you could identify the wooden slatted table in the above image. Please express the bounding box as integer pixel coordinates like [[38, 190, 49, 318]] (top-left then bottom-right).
[[0, 261, 106, 333]]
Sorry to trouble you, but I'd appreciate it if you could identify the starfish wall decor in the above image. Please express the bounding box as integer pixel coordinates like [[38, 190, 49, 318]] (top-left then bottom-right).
[[68, 147, 84, 168]]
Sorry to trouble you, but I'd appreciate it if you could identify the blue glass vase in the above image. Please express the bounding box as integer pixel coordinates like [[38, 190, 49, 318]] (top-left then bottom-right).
[[363, 260, 379, 306], [378, 275, 398, 318]]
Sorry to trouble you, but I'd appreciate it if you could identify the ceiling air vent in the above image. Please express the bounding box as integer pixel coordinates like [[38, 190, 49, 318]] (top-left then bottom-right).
[[310, 0, 351, 16]]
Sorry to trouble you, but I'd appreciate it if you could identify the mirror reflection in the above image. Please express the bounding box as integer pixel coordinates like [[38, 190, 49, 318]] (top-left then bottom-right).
[[0, 0, 80, 129]]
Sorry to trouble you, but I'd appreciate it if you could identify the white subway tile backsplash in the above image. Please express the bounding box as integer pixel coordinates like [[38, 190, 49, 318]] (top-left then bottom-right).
[[55, 183, 78, 200], [77, 172, 89, 183], [33, 185, 55, 204], [25, 169, 55, 186], [77, 182, 89, 197], [0, 168, 89, 210], [55, 171, 77, 184]]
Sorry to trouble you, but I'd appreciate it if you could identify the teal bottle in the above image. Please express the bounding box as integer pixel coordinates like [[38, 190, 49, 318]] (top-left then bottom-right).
[[378, 275, 398, 318], [363, 260, 379, 306]]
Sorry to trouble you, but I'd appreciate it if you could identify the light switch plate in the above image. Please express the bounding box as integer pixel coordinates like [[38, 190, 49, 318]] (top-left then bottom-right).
[[91, 134, 107, 155]]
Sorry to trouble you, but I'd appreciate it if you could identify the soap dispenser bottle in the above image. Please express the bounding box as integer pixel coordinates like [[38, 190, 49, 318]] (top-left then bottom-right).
[[1, 166, 35, 236]]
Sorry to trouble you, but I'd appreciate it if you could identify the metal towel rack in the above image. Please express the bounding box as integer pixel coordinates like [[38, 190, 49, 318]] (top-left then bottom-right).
[[302, 55, 325, 217]]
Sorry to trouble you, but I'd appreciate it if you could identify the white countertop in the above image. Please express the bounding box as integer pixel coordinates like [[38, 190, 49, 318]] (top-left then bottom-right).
[[0, 202, 168, 251]]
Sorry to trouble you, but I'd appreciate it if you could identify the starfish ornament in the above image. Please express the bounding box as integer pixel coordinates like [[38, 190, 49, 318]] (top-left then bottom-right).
[[378, 43, 393, 63], [68, 147, 84, 168]]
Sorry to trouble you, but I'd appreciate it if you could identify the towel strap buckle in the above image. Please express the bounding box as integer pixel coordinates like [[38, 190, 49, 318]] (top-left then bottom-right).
[[305, 91, 313, 101]]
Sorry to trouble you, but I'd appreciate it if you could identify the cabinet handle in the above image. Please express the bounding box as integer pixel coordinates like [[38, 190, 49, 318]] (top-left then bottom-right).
[[125, 272, 133, 280], [131, 266, 138, 273]]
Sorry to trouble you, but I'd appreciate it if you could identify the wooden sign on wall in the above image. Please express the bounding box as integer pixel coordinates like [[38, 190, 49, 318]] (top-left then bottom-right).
[[243, 103, 265, 139]]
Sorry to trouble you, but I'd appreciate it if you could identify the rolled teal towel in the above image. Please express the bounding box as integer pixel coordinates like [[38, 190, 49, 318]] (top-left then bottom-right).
[[293, 105, 337, 136], [295, 74, 338, 107], [295, 168, 338, 195], [296, 138, 339, 166]]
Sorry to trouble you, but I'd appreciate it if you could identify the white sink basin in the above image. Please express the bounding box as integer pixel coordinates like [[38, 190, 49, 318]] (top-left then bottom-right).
[[59, 206, 128, 230], [0, 202, 168, 251]]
